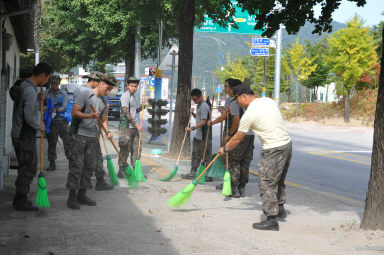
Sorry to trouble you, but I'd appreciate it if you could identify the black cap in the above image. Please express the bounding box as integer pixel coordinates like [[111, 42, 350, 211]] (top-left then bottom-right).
[[231, 83, 254, 101]]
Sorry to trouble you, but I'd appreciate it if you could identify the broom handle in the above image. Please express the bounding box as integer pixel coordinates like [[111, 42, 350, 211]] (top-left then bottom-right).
[[137, 89, 145, 157], [226, 112, 229, 169], [220, 120, 223, 147], [196, 153, 220, 181], [100, 129, 109, 155], [90, 104, 127, 164], [40, 86, 44, 172], [202, 94, 214, 162], [176, 113, 192, 166]]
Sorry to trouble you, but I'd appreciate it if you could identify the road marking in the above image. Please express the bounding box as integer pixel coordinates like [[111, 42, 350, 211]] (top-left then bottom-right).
[[330, 151, 371, 159], [304, 151, 371, 165], [249, 170, 364, 206]]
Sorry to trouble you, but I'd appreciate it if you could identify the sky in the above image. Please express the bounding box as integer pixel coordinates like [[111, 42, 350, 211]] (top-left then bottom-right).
[[313, 0, 384, 26]]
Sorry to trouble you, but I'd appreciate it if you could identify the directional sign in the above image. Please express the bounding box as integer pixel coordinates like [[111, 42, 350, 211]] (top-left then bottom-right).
[[194, 2, 263, 35], [149, 77, 155, 87], [215, 86, 223, 94], [250, 48, 269, 56], [252, 38, 270, 47]]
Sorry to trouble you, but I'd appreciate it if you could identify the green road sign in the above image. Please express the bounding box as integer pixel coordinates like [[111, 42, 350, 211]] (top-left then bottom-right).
[[195, 3, 264, 35]]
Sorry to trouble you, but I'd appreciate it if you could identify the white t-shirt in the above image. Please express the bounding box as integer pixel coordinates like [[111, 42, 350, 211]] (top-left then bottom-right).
[[238, 97, 290, 150]]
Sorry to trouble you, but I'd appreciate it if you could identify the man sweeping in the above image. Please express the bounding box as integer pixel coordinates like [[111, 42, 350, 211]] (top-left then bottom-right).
[[182, 88, 212, 179], [45, 75, 71, 171], [11, 62, 52, 211], [209, 78, 255, 198], [66, 74, 116, 209], [70, 72, 114, 191], [218, 84, 292, 231], [117, 77, 145, 179]]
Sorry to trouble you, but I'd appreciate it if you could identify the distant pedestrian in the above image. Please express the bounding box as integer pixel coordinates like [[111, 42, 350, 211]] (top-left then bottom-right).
[[182, 88, 212, 179], [45, 75, 71, 171], [66, 74, 116, 209], [11, 62, 52, 211], [118, 77, 145, 178], [218, 84, 292, 231]]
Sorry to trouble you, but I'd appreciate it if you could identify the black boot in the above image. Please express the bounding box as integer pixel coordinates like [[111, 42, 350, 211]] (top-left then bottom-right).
[[277, 205, 287, 220], [46, 161, 56, 171], [95, 177, 114, 191], [238, 183, 246, 197], [252, 216, 279, 231], [67, 190, 80, 209], [181, 171, 196, 180], [117, 169, 125, 179], [13, 193, 39, 211], [77, 189, 96, 206], [230, 183, 240, 198], [216, 183, 223, 190]]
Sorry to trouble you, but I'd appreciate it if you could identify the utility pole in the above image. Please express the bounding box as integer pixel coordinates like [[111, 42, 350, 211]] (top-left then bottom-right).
[[273, 25, 282, 106], [167, 50, 177, 152]]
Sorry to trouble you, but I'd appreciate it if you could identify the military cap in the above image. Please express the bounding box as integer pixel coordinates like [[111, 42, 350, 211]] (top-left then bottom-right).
[[231, 83, 254, 101], [83, 71, 103, 81], [101, 74, 117, 86], [126, 76, 140, 84], [50, 75, 61, 84]]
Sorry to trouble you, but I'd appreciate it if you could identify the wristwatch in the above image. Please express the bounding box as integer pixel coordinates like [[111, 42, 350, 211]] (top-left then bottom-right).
[[191, 126, 195, 131]]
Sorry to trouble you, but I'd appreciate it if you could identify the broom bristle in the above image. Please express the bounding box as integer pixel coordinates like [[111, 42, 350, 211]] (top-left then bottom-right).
[[107, 155, 119, 186], [196, 165, 206, 184], [35, 173, 50, 208], [222, 169, 232, 196], [134, 160, 146, 182], [125, 165, 138, 188], [168, 180, 197, 208], [207, 153, 225, 179], [159, 165, 178, 181]]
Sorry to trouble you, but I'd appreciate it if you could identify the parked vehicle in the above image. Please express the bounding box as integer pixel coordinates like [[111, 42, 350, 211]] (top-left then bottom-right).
[[108, 91, 123, 120]]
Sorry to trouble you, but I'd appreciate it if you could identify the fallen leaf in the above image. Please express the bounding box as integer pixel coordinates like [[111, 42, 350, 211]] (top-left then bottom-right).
[[158, 189, 168, 193], [23, 235, 30, 238], [48, 252, 54, 255], [155, 229, 162, 232], [202, 214, 206, 217], [0, 242, 5, 247], [160, 243, 164, 245], [148, 209, 154, 215], [331, 227, 336, 230]]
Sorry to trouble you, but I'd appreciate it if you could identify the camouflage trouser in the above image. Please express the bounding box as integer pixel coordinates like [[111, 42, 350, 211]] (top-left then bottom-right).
[[46, 119, 71, 161], [258, 141, 292, 216], [12, 137, 37, 195], [66, 134, 99, 190], [95, 139, 105, 178], [191, 137, 212, 172], [118, 127, 140, 169], [229, 135, 255, 184]]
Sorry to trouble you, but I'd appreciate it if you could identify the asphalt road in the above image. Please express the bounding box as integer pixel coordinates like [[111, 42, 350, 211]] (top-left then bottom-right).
[[111, 113, 373, 203]]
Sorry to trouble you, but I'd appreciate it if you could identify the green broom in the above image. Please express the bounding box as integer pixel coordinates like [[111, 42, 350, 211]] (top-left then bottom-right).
[[222, 113, 232, 196], [159, 113, 192, 181], [101, 130, 119, 186], [196, 93, 214, 184], [134, 90, 146, 183], [36, 86, 50, 208], [90, 104, 137, 188], [206, 153, 225, 178], [168, 153, 220, 208]]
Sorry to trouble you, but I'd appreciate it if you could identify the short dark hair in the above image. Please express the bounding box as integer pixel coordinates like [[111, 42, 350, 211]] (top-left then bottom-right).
[[32, 62, 53, 76], [229, 79, 242, 88], [225, 78, 234, 83], [191, 88, 202, 97]]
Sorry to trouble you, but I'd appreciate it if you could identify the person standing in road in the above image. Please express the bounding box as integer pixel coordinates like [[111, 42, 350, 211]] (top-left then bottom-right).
[[182, 88, 212, 179], [66, 74, 116, 209], [218, 84, 292, 231], [209, 78, 254, 198], [45, 75, 71, 171], [118, 77, 145, 178], [11, 62, 52, 211]]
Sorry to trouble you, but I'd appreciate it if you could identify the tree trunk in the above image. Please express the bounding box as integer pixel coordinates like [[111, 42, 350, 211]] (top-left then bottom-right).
[[344, 89, 350, 122], [360, 27, 384, 230], [124, 45, 135, 87], [168, 0, 194, 157]]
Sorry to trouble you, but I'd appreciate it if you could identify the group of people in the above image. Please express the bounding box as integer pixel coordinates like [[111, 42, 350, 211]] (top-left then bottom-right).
[[11, 62, 144, 212], [183, 79, 292, 231]]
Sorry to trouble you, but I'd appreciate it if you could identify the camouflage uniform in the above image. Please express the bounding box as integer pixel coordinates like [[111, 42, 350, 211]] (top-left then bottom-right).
[[47, 119, 71, 160], [118, 127, 140, 168], [191, 137, 212, 172], [66, 134, 99, 190], [229, 135, 254, 184], [258, 141, 292, 216]]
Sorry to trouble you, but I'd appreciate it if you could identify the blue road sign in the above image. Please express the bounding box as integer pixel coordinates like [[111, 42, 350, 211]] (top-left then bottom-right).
[[149, 77, 155, 87], [252, 38, 270, 46], [250, 48, 269, 56], [215, 86, 223, 93], [140, 77, 147, 82]]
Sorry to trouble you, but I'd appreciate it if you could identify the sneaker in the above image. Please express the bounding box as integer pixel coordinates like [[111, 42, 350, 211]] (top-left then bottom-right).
[[252, 217, 279, 231], [77, 190, 96, 206], [95, 179, 114, 191], [181, 172, 196, 180]]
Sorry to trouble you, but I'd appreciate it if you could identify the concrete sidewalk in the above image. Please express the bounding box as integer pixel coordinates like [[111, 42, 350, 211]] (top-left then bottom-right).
[[0, 127, 383, 255]]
